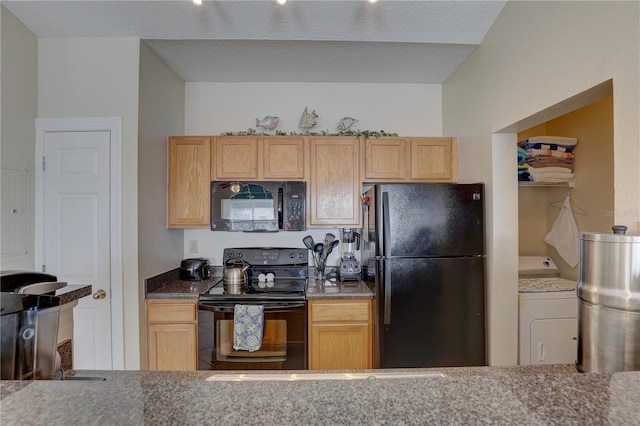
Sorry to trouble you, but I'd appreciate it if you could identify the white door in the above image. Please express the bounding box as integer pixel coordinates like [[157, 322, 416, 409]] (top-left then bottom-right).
[[36, 117, 123, 370]]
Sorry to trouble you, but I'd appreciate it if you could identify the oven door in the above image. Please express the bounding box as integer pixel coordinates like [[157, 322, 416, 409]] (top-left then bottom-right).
[[197, 300, 307, 370]]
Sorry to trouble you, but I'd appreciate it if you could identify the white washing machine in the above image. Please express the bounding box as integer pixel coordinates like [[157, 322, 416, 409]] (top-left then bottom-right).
[[518, 256, 578, 365]]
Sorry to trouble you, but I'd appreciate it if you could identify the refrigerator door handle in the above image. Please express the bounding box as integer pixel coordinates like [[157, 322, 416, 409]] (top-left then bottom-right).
[[383, 259, 391, 325], [382, 192, 392, 325], [382, 192, 391, 259]]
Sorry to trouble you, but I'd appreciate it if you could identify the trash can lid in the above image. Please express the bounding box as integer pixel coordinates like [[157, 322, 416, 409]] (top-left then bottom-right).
[[580, 225, 640, 243]]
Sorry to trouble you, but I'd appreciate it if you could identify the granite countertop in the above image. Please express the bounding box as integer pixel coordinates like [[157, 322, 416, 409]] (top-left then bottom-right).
[[518, 277, 577, 292], [55, 284, 92, 305], [145, 268, 374, 300], [147, 278, 217, 300], [145, 268, 219, 300], [306, 279, 374, 299], [2, 365, 639, 425]]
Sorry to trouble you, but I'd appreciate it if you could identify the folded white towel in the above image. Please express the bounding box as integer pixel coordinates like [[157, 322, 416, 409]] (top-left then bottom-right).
[[529, 167, 573, 175], [233, 305, 264, 352]]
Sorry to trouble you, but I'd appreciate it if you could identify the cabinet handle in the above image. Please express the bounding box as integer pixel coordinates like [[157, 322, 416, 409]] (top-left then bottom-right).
[[571, 336, 577, 341], [537, 342, 545, 362]]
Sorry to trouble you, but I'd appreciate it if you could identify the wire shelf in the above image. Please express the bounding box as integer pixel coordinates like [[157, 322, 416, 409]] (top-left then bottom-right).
[[518, 180, 575, 187]]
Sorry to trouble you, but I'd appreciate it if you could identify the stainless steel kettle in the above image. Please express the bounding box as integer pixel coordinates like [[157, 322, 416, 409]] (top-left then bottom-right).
[[223, 258, 250, 294]]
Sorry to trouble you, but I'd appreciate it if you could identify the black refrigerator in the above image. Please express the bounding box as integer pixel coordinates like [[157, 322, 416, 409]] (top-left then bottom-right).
[[362, 183, 486, 368]]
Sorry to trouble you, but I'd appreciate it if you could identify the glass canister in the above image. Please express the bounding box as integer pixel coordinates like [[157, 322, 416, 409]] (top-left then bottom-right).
[[577, 225, 640, 372]]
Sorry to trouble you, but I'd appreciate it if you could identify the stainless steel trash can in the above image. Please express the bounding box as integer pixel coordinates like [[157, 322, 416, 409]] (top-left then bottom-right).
[[577, 225, 640, 372], [1, 293, 61, 380]]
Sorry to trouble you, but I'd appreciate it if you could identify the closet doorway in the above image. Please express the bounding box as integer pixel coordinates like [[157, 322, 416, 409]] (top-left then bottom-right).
[[517, 95, 614, 281]]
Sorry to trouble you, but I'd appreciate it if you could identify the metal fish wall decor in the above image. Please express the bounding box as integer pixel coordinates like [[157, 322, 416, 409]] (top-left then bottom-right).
[[299, 108, 319, 129], [337, 117, 358, 131], [256, 116, 280, 130]]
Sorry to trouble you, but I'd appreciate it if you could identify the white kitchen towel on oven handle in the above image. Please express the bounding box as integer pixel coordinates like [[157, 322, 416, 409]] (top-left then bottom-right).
[[544, 194, 579, 267], [233, 304, 264, 352]]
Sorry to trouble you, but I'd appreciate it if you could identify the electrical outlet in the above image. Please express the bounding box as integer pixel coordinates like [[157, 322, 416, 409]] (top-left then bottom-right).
[[189, 240, 198, 254]]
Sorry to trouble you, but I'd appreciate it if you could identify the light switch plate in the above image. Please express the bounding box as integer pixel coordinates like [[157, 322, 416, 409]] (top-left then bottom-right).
[[189, 240, 198, 254]]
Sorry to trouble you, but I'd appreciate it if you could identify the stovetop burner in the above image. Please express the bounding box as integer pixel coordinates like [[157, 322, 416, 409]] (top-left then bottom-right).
[[249, 278, 306, 293], [202, 277, 307, 300]]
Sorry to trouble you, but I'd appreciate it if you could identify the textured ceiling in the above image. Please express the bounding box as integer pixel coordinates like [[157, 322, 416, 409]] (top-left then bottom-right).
[[3, 0, 507, 83]]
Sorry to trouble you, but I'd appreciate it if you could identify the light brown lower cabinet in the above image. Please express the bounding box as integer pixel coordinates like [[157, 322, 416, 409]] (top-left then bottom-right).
[[146, 299, 197, 371], [308, 299, 373, 370]]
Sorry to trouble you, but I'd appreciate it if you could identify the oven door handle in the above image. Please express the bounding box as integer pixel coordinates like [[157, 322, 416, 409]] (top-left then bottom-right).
[[198, 300, 306, 312]]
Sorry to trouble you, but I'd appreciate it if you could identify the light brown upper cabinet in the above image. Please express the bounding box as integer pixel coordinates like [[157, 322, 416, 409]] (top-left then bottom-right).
[[167, 136, 211, 228], [308, 137, 362, 227], [364, 137, 458, 182], [211, 136, 305, 180], [168, 135, 458, 228], [364, 137, 407, 180], [212, 136, 259, 180], [262, 137, 306, 179]]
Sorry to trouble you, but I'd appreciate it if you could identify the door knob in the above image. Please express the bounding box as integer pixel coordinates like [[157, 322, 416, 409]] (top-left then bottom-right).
[[93, 289, 107, 300]]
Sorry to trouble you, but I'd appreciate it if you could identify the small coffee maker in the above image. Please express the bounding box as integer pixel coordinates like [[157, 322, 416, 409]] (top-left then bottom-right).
[[339, 228, 361, 281]]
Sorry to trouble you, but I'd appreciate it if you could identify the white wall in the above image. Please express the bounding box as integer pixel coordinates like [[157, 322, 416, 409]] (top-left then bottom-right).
[[38, 37, 142, 369], [0, 6, 37, 270], [443, 1, 640, 366], [185, 83, 442, 136], [137, 41, 185, 367], [184, 82, 443, 264]]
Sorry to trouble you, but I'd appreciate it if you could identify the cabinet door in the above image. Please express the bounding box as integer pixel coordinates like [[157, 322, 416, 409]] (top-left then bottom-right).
[[308, 137, 361, 226], [410, 137, 458, 181], [147, 323, 197, 370], [310, 300, 371, 322], [212, 137, 258, 179], [530, 318, 578, 365], [309, 323, 371, 370], [308, 299, 372, 370], [146, 300, 197, 371], [147, 300, 197, 323], [262, 137, 305, 179], [167, 136, 211, 228], [364, 138, 408, 180]]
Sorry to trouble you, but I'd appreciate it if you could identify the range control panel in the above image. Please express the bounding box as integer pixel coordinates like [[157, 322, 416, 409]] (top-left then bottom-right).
[[223, 247, 308, 266], [518, 256, 561, 278]]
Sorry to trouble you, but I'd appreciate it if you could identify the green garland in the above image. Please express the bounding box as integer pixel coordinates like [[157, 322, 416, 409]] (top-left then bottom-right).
[[221, 128, 399, 138]]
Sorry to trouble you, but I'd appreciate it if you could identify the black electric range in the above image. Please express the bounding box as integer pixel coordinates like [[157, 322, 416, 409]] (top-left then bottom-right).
[[197, 247, 310, 370]]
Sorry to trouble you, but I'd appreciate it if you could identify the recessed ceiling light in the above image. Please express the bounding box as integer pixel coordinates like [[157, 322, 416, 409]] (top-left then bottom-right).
[[192, 0, 202, 5], [276, 0, 287, 4]]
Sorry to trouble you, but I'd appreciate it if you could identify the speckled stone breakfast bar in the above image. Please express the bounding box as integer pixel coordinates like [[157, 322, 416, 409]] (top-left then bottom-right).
[[2, 366, 639, 425]]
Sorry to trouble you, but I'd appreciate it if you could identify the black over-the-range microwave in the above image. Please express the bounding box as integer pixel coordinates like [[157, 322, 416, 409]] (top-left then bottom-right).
[[210, 181, 306, 232]]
